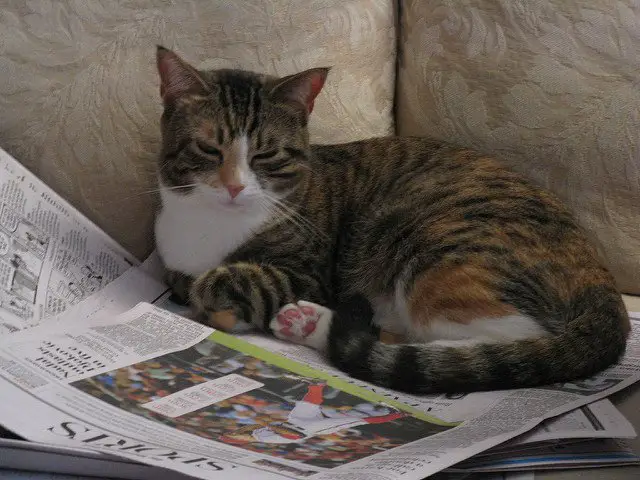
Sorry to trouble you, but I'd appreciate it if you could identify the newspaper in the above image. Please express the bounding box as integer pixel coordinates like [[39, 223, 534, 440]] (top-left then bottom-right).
[[0, 148, 137, 335], [0, 297, 639, 480], [449, 400, 640, 471], [2, 397, 634, 478], [240, 333, 640, 470], [0, 470, 533, 480], [1, 398, 635, 478], [498, 399, 636, 447]]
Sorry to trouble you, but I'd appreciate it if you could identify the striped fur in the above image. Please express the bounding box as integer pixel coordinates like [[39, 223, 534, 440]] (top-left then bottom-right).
[[154, 47, 630, 394]]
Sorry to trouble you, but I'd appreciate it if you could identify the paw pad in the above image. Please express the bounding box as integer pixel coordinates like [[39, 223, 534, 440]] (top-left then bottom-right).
[[270, 301, 333, 351]]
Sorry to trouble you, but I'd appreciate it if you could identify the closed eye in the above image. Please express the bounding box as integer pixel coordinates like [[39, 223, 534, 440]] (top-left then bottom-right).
[[252, 149, 279, 161], [258, 157, 291, 172], [195, 140, 222, 158]]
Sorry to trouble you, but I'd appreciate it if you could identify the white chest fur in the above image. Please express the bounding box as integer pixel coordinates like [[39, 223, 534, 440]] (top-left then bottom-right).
[[155, 185, 271, 277]]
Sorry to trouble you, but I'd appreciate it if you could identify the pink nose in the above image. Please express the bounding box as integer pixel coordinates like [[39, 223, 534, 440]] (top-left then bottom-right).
[[226, 184, 245, 199]]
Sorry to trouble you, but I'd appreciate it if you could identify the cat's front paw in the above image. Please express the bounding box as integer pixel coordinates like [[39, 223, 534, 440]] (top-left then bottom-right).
[[165, 270, 194, 305], [190, 263, 287, 332], [189, 265, 250, 331], [270, 301, 333, 351]]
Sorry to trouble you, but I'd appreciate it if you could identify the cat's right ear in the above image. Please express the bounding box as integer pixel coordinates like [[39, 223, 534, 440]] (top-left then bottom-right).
[[156, 46, 209, 104]]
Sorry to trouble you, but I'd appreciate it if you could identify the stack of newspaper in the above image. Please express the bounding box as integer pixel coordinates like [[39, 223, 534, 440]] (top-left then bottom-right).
[[0, 146, 638, 480]]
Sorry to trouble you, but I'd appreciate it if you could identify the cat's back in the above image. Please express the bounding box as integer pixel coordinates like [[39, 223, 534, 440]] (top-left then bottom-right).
[[309, 137, 548, 203], [310, 136, 514, 182], [310, 136, 445, 168], [310, 136, 581, 243]]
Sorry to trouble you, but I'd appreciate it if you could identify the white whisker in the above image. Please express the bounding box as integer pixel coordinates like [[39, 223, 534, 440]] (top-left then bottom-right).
[[260, 192, 330, 242], [273, 198, 325, 236], [119, 183, 198, 201], [258, 197, 302, 233]]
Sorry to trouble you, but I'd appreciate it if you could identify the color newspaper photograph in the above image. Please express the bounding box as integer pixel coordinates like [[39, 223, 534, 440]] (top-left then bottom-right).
[[71, 338, 451, 469]]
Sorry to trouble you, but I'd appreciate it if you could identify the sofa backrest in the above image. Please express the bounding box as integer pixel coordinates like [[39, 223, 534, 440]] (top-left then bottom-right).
[[0, 0, 396, 259], [2, 1, 639, 295], [396, 0, 640, 294]]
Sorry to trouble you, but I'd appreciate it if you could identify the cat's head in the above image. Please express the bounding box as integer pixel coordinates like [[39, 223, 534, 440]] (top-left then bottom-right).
[[156, 46, 329, 207]]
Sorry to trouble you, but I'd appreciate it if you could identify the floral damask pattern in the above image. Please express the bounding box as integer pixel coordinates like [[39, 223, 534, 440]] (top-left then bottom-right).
[[397, 0, 640, 293], [0, 0, 395, 258]]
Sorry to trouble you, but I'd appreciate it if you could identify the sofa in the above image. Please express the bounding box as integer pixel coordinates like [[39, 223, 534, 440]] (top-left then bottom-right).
[[0, 1, 638, 477]]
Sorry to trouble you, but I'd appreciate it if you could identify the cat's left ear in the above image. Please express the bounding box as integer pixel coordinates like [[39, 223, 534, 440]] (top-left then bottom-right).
[[270, 67, 331, 114]]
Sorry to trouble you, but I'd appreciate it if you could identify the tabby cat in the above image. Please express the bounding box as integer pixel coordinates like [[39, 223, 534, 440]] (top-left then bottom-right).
[[154, 46, 629, 394]]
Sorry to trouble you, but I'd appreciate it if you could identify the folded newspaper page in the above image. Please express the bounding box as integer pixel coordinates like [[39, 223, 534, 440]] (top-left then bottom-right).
[[450, 438, 640, 473], [0, 303, 454, 480], [0, 148, 137, 334], [441, 474, 534, 480], [0, 437, 172, 480], [497, 399, 636, 448], [0, 470, 532, 480], [440, 400, 639, 473], [2, 398, 632, 478], [0, 438, 542, 480], [0, 301, 639, 480]]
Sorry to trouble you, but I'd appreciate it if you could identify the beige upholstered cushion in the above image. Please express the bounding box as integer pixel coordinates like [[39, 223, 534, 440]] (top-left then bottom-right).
[[397, 0, 640, 294], [0, 0, 396, 259], [623, 295, 640, 313]]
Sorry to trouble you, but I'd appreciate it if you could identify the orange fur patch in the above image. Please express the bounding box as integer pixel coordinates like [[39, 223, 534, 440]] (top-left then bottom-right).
[[207, 309, 238, 331], [408, 264, 517, 325]]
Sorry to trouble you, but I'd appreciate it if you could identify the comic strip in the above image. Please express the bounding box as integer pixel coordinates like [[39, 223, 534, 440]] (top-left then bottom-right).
[[0, 148, 136, 334]]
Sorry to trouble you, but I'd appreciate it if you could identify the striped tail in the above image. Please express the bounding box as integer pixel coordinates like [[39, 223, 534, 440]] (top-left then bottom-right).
[[327, 286, 630, 394]]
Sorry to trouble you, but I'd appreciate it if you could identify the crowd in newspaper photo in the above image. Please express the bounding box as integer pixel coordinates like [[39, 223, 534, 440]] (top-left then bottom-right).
[[71, 338, 449, 470], [0, 145, 639, 480]]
